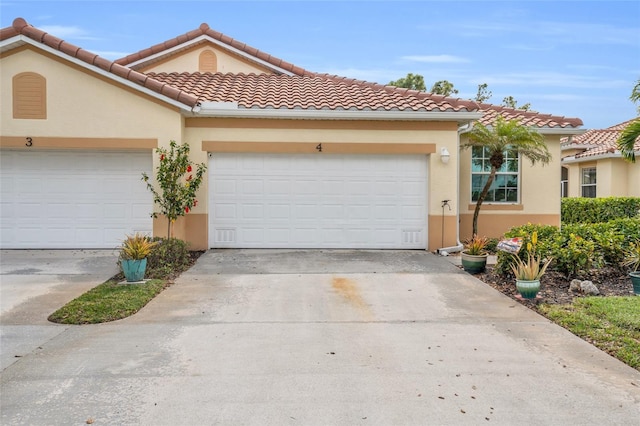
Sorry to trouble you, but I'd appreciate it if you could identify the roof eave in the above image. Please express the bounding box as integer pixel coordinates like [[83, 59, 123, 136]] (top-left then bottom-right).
[[189, 107, 484, 122], [528, 128, 585, 135], [561, 151, 639, 163], [1, 35, 194, 113]]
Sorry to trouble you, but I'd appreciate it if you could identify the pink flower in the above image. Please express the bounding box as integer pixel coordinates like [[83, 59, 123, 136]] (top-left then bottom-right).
[[187, 165, 192, 172], [160, 154, 165, 161], [187, 175, 193, 181], [194, 200, 198, 207], [185, 206, 190, 213]]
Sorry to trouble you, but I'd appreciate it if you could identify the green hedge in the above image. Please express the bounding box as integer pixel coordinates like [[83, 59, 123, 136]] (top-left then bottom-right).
[[496, 219, 640, 278], [561, 197, 640, 224]]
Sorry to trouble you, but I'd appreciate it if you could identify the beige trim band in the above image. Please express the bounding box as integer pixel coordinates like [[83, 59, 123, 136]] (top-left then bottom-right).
[[202, 141, 436, 155], [467, 203, 524, 211], [0, 136, 158, 150]]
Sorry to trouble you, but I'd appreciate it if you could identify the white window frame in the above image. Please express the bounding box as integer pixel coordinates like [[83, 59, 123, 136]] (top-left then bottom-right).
[[581, 167, 597, 198], [561, 166, 569, 198], [470, 146, 521, 204]]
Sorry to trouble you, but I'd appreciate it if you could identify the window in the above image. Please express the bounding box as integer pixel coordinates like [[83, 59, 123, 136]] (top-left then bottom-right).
[[199, 50, 217, 72], [581, 167, 596, 198], [471, 146, 519, 203], [561, 167, 568, 198], [13, 72, 47, 119]]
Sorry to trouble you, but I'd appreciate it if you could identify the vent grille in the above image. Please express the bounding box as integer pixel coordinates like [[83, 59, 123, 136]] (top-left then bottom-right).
[[215, 228, 236, 243], [402, 229, 422, 245]]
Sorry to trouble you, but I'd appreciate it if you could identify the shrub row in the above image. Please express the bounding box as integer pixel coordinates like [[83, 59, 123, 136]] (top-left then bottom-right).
[[496, 219, 640, 278], [561, 197, 640, 224]]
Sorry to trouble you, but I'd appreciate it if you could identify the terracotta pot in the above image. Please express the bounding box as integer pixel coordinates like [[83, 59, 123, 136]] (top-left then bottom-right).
[[461, 252, 488, 274]]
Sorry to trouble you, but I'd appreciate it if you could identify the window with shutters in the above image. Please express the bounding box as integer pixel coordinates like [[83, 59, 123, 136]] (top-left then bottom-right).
[[13, 72, 47, 119], [199, 50, 217, 72]]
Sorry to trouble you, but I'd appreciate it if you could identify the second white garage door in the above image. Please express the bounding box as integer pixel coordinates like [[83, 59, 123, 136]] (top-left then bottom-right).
[[0, 150, 153, 249], [209, 153, 428, 249]]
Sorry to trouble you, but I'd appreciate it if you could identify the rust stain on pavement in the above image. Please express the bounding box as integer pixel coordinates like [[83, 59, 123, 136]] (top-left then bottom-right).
[[331, 277, 374, 320]]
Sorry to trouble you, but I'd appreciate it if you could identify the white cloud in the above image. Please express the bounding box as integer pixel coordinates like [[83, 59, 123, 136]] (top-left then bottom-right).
[[401, 55, 470, 64], [455, 20, 639, 47], [39, 25, 99, 41]]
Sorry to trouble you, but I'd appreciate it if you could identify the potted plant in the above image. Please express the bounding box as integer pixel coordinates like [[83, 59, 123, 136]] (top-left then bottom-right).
[[510, 231, 552, 299], [622, 241, 640, 295], [461, 234, 489, 273], [119, 233, 158, 282]]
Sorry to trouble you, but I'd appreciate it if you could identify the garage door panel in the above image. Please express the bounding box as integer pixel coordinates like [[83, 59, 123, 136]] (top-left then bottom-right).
[[0, 150, 152, 248], [210, 153, 428, 249]]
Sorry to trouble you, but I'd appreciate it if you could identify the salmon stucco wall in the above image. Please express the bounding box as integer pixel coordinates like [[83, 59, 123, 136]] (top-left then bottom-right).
[[1, 48, 183, 141], [140, 44, 273, 74], [0, 47, 214, 247], [564, 158, 640, 198], [458, 133, 563, 240]]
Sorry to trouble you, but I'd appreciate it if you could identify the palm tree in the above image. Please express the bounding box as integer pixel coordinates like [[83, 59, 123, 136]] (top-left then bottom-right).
[[617, 79, 640, 163], [461, 116, 551, 236]]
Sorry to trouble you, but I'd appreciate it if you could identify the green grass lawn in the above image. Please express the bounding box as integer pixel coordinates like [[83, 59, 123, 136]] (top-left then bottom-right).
[[539, 296, 640, 370], [48, 279, 168, 324]]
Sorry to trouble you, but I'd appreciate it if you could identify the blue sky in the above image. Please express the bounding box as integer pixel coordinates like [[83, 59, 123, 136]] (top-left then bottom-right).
[[2, 0, 639, 128]]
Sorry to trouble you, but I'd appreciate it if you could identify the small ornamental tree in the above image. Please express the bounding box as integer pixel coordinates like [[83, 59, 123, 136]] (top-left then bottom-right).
[[142, 140, 206, 238]]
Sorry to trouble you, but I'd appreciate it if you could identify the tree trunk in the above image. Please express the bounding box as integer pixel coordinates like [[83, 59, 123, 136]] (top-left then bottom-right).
[[167, 217, 171, 239], [472, 167, 497, 236]]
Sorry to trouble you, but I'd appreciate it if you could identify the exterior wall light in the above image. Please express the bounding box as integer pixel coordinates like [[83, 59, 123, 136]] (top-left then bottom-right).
[[440, 147, 451, 164]]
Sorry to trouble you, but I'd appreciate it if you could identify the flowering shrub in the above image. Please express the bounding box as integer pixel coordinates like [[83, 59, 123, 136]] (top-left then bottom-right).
[[142, 140, 206, 238]]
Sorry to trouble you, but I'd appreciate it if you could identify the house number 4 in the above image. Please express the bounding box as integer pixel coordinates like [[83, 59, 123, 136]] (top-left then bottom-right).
[[25, 137, 33, 147], [316, 143, 322, 152]]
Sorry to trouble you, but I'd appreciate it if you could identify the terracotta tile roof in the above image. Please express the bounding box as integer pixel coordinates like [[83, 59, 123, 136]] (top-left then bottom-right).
[[116, 22, 582, 127], [1, 17, 199, 108], [147, 72, 478, 112], [476, 103, 583, 129], [562, 118, 640, 159], [116, 23, 314, 77], [1, 17, 584, 129]]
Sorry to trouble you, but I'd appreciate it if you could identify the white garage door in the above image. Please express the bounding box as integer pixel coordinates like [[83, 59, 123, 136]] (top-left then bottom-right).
[[0, 150, 153, 248], [209, 153, 428, 249]]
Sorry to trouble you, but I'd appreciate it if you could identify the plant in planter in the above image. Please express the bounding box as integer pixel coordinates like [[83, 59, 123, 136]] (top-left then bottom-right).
[[119, 233, 159, 282], [510, 231, 552, 299], [461, 234, 489, 273], [621, 241, 640, 295]]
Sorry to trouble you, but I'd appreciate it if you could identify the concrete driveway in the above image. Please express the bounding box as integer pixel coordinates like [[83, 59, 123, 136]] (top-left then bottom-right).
[[1, 249, 639, 425], [0, 250, 119, 370]]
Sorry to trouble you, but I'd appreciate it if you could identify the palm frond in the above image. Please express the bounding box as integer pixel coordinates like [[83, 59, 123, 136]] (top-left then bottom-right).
[[617, 118, 640, 163]]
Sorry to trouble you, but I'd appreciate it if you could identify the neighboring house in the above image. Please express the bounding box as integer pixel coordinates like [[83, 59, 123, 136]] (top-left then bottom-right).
[[561, 119, 640, 198], [0, 18, 583, 251]]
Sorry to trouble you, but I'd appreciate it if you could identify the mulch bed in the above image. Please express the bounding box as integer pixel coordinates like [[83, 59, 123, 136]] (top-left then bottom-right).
[[472, 266, 636, 306]]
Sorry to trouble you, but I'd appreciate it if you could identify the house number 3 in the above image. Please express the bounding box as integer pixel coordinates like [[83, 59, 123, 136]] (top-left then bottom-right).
[[25, 137, 33, 147]]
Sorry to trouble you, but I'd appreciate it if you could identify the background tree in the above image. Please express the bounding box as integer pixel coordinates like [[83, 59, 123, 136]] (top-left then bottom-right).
[[461, 117, 551, 236], [474, 83, 492, 103], [388, 73, 426, 91], [501, 95, 532, 111], [142, 140, 207, 238], [617, 78, 640, 163], [430, 80, 458, 96]]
